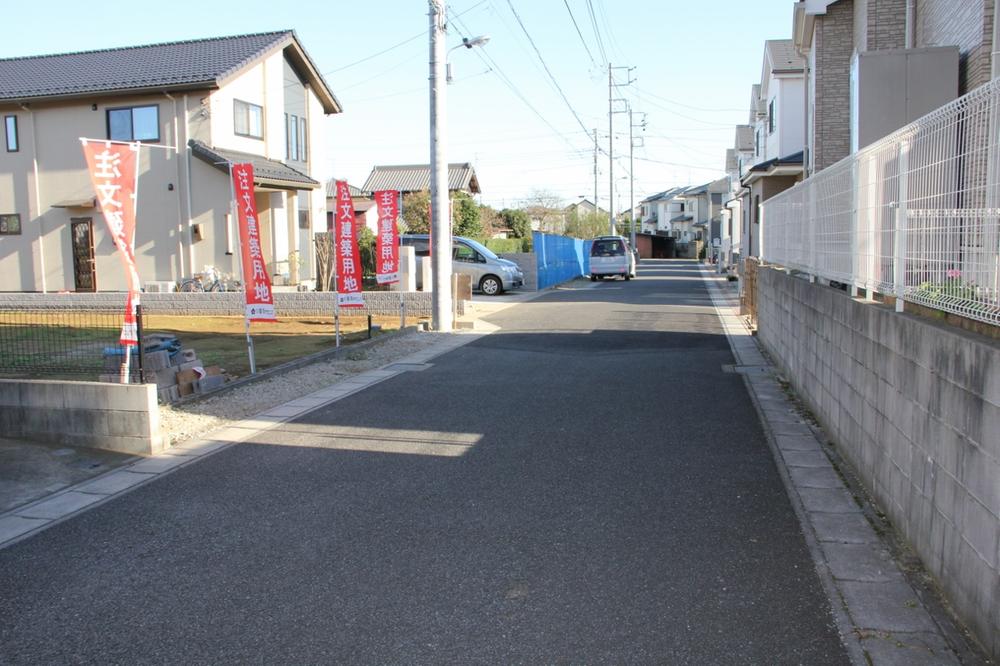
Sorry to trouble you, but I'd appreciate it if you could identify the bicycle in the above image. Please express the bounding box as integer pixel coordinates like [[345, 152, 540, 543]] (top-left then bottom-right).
[[178, 267, 242, 292]]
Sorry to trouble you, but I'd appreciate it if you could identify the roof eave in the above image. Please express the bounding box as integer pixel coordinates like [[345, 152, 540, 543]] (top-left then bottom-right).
[[0, 80, 217, 105]]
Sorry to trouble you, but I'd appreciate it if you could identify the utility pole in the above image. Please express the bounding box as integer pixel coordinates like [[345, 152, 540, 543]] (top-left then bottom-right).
[[629, 108, 645, 251], [428, 0, 451, 331], [593, 128, 598, 214], [629, 106, 635, 249], [609, 64, 635, 236], [608, 64, 614, 235]]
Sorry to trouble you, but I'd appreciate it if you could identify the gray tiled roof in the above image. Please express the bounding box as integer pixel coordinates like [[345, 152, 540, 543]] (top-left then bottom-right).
[[325, 181, 369, 199], [361, 163, 481, 194], [0, 31, 340, 111], [189, 140, 319, 190], [766, 39, 805, 72], [640, 187, 685, 204]]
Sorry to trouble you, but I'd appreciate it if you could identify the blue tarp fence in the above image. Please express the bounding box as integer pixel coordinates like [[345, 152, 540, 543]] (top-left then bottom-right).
[[533, 231, 591, 290]]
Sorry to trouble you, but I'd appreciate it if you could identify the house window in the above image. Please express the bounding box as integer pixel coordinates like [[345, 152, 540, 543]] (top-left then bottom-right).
[[285, 114, 307, 162], [0, 214, 21, 235], [286, 114, 297, 160], [755, 130, 760, 156], [107, 105, 159, 142], [234, 100, 263, 139], [299, 117, 308, 162], [4, 116, 17, 152], [768, 100, 775, 134]]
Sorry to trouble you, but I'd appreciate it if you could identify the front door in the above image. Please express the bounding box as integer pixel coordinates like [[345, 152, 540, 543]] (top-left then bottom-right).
[[71, 218, 96, 292]]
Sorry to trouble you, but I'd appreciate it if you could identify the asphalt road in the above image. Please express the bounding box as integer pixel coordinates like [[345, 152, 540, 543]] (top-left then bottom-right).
[[0, 259, 849, 664]]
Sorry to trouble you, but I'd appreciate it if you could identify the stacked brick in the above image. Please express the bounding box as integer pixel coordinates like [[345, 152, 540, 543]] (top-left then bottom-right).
[[100, 335, 227, 403]]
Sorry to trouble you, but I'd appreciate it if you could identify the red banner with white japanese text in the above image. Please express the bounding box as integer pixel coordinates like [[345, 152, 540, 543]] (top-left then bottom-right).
[[232, 163, 277, 322], [334, 180, 365, 307], [81, 140, 141, 344], [374, 190, 400, 285]]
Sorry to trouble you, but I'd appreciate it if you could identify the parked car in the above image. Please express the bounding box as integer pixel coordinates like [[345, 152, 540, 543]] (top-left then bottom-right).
[[400, 234, 524, 296], [589, 235, 636, 281]]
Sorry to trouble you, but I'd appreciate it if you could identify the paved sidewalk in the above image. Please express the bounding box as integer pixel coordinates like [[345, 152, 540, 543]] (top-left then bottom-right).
[[701, 267, 986, 666]]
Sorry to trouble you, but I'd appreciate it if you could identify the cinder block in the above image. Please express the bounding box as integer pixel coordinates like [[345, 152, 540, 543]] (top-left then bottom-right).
[[178, 349, 197, 363], [154, 367, 178, 388], [143, 350, 171, 371], [157, 385, 180, 403], [195, 375, 226, 393], [177, 359, 204, 372]]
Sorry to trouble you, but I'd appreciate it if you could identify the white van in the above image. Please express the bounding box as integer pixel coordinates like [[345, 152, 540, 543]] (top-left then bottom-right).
[[589, 235, 636, 281]]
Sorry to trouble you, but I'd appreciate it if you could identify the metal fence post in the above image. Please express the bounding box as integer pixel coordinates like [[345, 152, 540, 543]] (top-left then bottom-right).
[[135, 302, 145, 383], [893, 140, 910, 313], [850, 160, 859, 296]]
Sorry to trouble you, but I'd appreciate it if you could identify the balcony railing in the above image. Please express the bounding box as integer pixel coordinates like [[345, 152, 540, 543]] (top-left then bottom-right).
[[761, 78, 1000, 326]]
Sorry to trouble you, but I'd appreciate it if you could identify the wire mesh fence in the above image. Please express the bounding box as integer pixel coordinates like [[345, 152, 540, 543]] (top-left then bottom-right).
[[0, 307, 143, 382], [761, 78, 1000, 326]]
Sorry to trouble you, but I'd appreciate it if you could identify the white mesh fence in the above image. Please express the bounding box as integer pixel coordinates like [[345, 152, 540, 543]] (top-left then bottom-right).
[[762, 79, 1000, 325]]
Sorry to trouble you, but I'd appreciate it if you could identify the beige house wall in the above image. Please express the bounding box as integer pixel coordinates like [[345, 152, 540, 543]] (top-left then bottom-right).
[[0, 47, 332, 292]]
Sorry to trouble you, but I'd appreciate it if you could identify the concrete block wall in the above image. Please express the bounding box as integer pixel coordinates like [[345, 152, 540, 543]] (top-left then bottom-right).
[[0, 291, 446, 317], [0, 380, 162, 455], [756, 267, 1000, 658], [503, 252, 538, 291]]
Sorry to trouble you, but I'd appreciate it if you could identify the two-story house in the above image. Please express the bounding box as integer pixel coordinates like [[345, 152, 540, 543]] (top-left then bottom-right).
[[0, 30, 341, 292], [739, 40, 806, 259]]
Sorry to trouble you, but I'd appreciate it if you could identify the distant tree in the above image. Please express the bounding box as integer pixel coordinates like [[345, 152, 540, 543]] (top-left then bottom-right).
[[564, 210, 607, 239], [500, 208, 532, 238], [452, 191, 482, 238], [518, 188, 563, 210], [478, 204, 502, 239], [401, 190, 430, 234]]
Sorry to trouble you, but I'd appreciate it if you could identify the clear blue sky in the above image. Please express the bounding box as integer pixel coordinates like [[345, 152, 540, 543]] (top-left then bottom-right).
[[3, 0, 794, 210]]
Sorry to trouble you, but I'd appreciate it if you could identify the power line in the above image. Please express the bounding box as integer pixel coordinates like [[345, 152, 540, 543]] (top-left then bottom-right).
[[585, 0, 608, 65], [594, 0, 627, 64], [634, 84, 746, 113], [503, 0, 603, 153], [449, 11, 591, 157], [562, 0, 598, 67], [324, 0, 488, 75]]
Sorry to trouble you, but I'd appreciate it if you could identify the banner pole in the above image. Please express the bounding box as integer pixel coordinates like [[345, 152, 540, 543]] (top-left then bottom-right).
[[228, 161, 257, 374], [121, 341, 131, 384], [335, 296, 341, 348]]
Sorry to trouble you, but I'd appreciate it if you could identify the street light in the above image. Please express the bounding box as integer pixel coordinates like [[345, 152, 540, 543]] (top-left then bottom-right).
[[446, 35, 490, 83], [429, 1, 488, 332]]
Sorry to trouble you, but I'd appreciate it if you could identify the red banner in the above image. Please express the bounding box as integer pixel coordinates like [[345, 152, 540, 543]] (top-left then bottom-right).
[[232, 163, 276, 322], [374, 190, 400, 285], [334, 181, 365, 307], [81, 140, 141, 344]]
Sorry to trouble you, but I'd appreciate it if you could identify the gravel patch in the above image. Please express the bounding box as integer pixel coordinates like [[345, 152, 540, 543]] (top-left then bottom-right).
[[158, 331, 454, 447]]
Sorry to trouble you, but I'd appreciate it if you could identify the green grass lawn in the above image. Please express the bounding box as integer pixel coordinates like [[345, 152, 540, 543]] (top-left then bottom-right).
[[0, 313, 423, 381]]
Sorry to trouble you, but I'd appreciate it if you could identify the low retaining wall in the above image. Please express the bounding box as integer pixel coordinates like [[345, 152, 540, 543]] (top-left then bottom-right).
[[0, 380, 162, 455], [757, 267, 1000, 658], [502, 252, 538, 291], [0, 291, 447, 317]]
